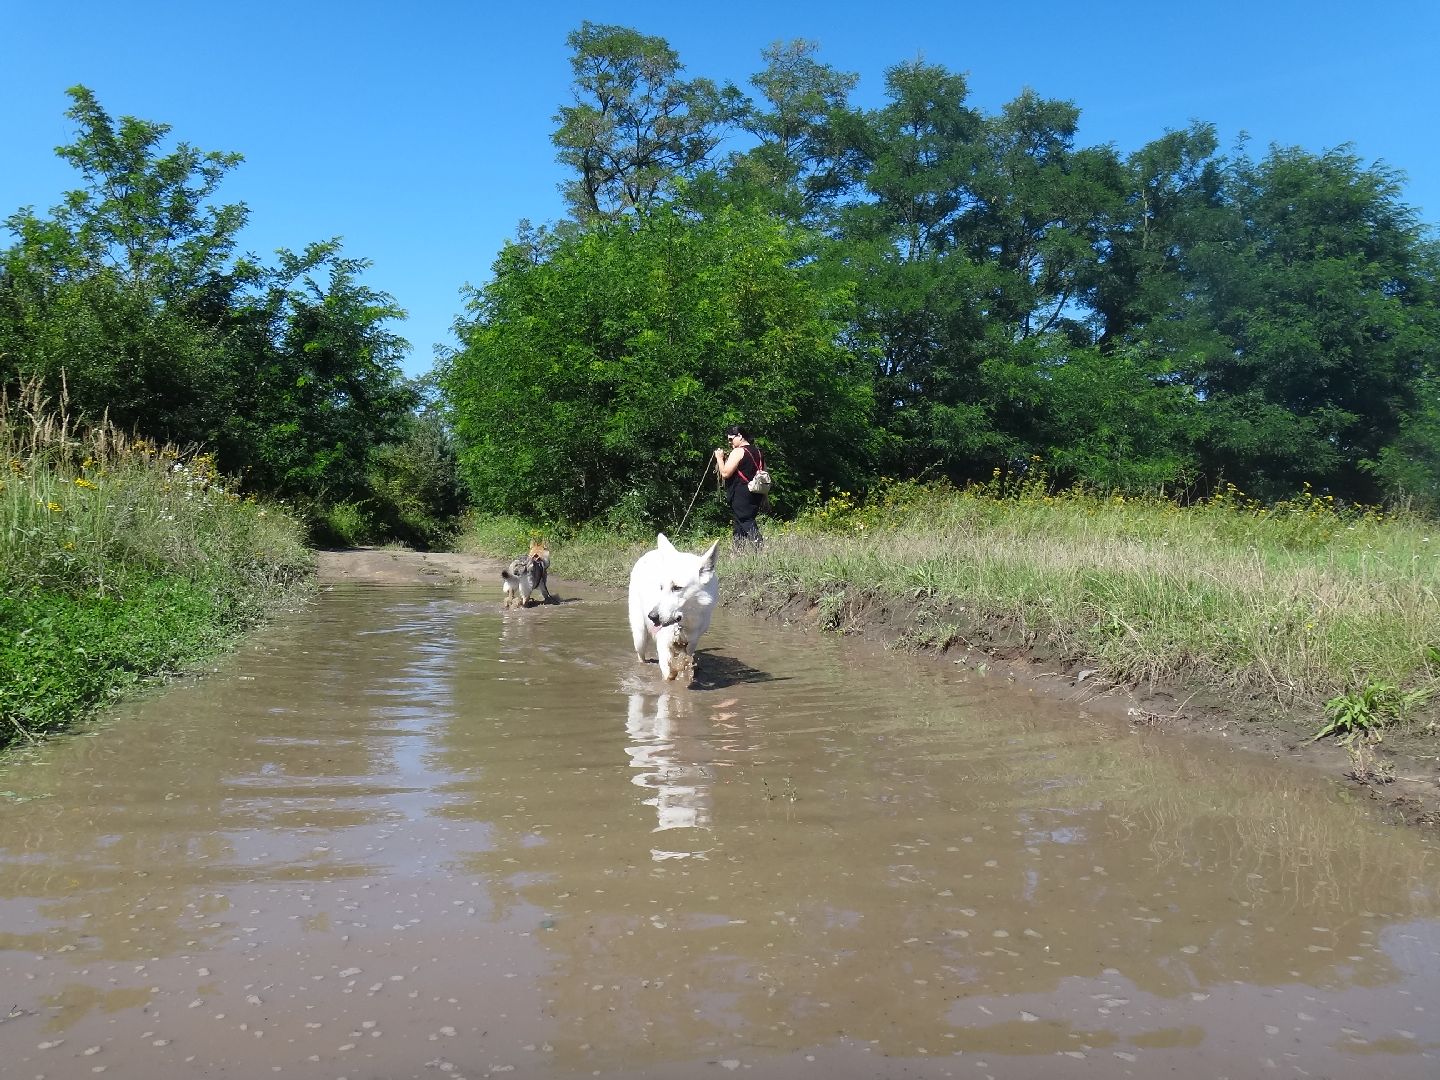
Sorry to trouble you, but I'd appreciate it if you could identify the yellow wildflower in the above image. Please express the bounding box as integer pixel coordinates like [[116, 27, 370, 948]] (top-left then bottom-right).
[[74, 477, 98, 489]]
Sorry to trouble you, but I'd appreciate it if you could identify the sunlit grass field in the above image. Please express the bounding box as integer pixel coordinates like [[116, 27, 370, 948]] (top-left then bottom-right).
[[464, 471, 1440, 740], [1, 380, 312, 751]]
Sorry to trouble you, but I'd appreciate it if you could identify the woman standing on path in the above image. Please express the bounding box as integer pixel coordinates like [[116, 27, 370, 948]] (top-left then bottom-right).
[[714, 423, 766, 550]]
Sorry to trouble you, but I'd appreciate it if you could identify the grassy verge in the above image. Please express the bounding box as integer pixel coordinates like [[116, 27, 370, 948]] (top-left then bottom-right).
[[1, 380, 312, 752], [458, 474, 1440, 750]]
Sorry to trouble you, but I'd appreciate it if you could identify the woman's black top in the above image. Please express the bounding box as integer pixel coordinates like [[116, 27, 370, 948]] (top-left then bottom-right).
[[725, 445, 764, 518]]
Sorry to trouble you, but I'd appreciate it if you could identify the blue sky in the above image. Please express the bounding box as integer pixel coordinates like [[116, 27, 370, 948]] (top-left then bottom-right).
[[4, 1, 1437, 378]]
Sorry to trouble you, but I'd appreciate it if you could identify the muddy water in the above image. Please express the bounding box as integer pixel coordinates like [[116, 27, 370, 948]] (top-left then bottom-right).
[[2, 583, 1439, 1080]]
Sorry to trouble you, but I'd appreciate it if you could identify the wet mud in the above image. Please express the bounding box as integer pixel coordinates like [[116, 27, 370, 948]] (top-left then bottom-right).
[[1, 554, 1438, 1078]]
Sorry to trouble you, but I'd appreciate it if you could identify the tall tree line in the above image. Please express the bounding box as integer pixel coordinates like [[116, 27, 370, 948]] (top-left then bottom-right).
[[446, 23, 1440, 523], [0, 87, 462, 544]]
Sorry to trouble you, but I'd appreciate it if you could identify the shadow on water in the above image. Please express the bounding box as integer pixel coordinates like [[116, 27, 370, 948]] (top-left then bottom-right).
[[0, 581, 1437, 1079], [692, 648, 785, 689]]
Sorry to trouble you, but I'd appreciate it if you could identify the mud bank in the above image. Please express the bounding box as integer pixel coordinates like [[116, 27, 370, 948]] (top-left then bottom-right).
[[314, 547, 505, 586]]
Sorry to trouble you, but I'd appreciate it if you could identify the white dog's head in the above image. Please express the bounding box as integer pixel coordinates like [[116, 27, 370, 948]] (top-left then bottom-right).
[[643, 533, 719, 635]]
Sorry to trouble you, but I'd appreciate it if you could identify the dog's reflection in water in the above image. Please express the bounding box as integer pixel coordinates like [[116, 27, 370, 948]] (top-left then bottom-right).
[[624, 690, 716, 859]]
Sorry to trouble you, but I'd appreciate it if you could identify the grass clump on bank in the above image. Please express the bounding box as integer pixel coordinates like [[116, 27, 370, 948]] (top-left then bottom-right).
[[1, 380, 312, 752], [461, 472, 1440, 744], [793, 476, 1435, 693]]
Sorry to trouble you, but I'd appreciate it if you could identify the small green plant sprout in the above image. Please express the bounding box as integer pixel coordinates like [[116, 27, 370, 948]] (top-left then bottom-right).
[[1314, 681, 1435, 746]]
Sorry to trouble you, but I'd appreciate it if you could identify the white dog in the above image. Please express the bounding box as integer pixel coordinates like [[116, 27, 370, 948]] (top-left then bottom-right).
[[628, 533, 720, 683]]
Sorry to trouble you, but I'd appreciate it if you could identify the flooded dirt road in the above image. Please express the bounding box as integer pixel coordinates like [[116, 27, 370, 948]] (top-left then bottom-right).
[[2, 572, 1439, 1079]]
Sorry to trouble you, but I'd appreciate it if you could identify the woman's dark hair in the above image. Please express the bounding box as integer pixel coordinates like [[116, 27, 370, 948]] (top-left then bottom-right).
[[723, 423, 749, 439]]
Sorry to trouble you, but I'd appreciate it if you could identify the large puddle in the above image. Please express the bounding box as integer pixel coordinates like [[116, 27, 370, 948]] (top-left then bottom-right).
[[2, 582, 1438, 1078]]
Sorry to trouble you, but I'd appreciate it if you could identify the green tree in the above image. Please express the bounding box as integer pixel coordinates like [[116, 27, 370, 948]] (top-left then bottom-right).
[[1082, 123, 1224, 352], [219, 242, 417, 500], [1368, 381, 1440, 510], [0, 87, 429, 531], [0, 85, 251, 442], [365, 379, 468, 549], [832, 60, 998, 477], [1180, 145, 1440, 500], [443, 205, 874, 524], [719, 39, 862, 226], [552, 22, 741, 222]]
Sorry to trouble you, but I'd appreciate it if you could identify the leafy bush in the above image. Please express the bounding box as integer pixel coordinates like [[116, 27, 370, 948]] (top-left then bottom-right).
[[1, 379, 310, 750], [444, 204, 876, 525], [362, 411, 467, 549], [309, 500, 379, 549]]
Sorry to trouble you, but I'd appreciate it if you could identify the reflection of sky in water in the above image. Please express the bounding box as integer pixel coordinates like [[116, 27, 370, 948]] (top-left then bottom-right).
[[1380, 920, 1440, 980], [364, 600, 465, 825]]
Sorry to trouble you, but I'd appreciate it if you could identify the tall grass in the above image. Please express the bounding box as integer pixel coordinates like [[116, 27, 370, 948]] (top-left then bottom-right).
[[1, 379, 312, 749], [769, 474, 1440, 709]]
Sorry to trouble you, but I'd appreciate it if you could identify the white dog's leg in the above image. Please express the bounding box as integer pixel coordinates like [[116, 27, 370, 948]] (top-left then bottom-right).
[[655, 626, 678, 680], [631, 614, 655, 662], [629, 583, 656, 661]]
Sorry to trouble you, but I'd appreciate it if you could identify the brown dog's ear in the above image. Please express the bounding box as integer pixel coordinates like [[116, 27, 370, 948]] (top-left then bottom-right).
[[698, 539, 719, 574]]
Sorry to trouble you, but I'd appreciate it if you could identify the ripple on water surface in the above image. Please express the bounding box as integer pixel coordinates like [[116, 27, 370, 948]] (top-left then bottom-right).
[[1, 582, 1437, 1078]]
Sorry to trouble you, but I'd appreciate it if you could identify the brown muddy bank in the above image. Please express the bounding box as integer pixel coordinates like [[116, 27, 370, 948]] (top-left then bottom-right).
[[314, 547, 505, 587]]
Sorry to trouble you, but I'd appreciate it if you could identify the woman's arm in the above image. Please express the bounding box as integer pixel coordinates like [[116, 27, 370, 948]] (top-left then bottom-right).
[[714, 446, 746, 480]]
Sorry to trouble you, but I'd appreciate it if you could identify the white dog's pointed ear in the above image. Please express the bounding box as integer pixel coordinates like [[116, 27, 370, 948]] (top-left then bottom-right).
[[656, 533, 675, 552], [698, 540, 719, 574]]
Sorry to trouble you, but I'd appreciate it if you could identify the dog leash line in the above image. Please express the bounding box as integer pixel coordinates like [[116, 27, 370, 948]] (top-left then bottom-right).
[[677, 453, 715, 533]]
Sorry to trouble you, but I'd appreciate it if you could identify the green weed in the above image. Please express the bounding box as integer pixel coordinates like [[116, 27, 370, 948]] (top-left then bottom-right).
[[1315, 681, 1436, 746]]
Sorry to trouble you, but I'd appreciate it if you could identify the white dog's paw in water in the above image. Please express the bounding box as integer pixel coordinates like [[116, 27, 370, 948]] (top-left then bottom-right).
[[628, 533, 719, 683]]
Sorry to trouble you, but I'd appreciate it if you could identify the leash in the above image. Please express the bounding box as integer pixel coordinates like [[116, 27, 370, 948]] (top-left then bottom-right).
[[677, 453, 717, 533]]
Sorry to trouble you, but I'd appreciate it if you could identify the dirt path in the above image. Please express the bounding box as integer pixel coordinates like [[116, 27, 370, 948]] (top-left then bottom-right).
[[314, 547, 1440, 829], [314, 547, 505, 586]]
